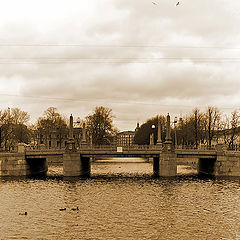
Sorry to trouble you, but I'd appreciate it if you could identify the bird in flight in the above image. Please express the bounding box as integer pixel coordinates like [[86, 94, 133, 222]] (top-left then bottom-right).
[[176, 2, 180, 6], [152, 2, 157, 5]]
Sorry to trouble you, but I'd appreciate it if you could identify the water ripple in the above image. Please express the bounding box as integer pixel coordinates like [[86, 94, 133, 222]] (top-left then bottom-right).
[[0, 161, 239, 240]]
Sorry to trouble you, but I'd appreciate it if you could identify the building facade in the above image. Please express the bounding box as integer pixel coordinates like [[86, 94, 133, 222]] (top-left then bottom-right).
[[115, 123, 140, 146], [33, 127, 85, 150], [116, 131, 135, 146]]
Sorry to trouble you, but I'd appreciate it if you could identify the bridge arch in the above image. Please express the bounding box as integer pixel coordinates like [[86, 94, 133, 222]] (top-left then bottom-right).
[[25, 157, 48, 176], [198, 157, 217, 176]]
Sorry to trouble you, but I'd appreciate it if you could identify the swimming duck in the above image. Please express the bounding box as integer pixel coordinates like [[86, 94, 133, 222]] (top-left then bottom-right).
[[71, 206, 79, 211], [19, 212, 27, 215], [59, 208, 67, 211]]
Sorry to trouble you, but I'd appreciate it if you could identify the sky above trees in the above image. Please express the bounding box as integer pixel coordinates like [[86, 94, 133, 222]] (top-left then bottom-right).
[[1, 0, 240, 131]]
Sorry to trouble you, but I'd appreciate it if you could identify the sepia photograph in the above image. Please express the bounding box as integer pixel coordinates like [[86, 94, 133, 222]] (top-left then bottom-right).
[[0, 0, 240, 239]]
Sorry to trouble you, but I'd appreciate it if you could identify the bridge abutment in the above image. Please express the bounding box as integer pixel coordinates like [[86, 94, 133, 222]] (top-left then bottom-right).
[[0, 155, 48, 177], [0, 153, 30, 176], [214, 145, 240, 176], [0, 143, 48, 177]]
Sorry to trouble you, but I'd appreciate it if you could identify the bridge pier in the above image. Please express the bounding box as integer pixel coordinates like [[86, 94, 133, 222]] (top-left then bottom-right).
[[63, 153, 90, 177], [63, 115, 90, 177], [154, 114, 177, 177], [214, 144, 240, 177], [157, 151, 177, 177], [153, 152, 177, 177]]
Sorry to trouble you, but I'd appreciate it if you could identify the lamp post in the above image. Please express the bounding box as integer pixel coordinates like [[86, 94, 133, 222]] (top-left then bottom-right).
[[150, 124, 155, 145]]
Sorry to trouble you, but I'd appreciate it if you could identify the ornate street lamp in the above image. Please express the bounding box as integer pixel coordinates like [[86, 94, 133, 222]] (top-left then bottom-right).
[[150, 124, 155, 145]]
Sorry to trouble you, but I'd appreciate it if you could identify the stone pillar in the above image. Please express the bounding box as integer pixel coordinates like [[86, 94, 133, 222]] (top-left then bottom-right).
[[69, 114, 73, 139], [156, 117, 162, 146], [18, 143, 25, 153], [165, 113, 171, 143], [164, 113, 173, 152], [81, 122, 87, 145], [66, 114, 76, 152]]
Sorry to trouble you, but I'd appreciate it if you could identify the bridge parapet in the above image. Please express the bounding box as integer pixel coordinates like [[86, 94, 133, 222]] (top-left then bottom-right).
[[175, 149, 217, 156], [175, 145, 216, 151], [79, 145, 162, 157], [79, 144, 162, 150]]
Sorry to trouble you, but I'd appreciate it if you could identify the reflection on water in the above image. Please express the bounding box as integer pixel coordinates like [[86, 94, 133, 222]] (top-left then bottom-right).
[[0, 158, 239, 240]]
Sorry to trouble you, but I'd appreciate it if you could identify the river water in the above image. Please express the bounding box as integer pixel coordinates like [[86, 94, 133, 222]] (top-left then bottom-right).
[[0, 158, 239, 240]]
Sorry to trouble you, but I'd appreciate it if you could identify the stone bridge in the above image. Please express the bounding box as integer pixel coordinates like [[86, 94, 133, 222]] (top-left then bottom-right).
[[0, 144, 239, 177], [1, 113, 240, 177]]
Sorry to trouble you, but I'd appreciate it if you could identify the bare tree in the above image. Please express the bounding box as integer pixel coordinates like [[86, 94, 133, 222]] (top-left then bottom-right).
[[193, 108, 206, 147], [221, 111, 240, 149], [86, 106, 117, 145], [11, 108, 30, 125], [36, 107, 68, 149], [204, 106, 221, 147], [0, 108, 31, 151]]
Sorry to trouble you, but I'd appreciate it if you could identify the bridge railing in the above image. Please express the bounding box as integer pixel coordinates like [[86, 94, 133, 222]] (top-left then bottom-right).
[[24, 143, 235, 153], [175, 145, 216, 150], [79, 144, 162, 151], [23, 144, 162, 153], [227, 144, 240, 151]]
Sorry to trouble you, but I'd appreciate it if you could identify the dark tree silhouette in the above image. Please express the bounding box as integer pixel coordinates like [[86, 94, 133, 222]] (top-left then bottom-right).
[[86, 106, 117, 145]]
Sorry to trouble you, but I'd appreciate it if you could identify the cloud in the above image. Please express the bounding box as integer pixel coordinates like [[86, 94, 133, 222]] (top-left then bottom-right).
[[0, 0, 240, 130]]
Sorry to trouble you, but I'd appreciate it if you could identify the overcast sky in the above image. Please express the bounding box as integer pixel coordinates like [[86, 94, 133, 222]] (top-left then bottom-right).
[[1, 0, 240, 131]]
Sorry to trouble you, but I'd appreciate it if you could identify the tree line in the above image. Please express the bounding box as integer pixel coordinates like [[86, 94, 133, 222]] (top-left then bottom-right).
[[0, 105, 239, 150], [0, 106, 117, 151], [134, 106, 240, 149]]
